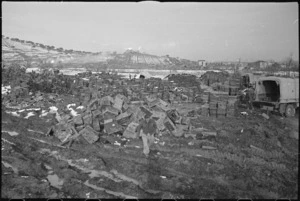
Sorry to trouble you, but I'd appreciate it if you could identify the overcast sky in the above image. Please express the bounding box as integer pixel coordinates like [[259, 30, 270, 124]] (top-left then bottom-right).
[[2, 2, 299, 62]]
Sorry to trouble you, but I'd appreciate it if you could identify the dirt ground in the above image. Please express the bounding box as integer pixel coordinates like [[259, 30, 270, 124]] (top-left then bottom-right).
[[1, 97, 298, 199]]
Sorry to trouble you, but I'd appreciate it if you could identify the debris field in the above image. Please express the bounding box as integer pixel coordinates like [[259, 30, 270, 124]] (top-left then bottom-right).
[[1, 66, 298, 199]]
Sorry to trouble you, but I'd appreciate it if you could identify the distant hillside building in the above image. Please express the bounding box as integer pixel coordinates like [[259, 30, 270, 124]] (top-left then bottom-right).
[[255, 60, 268, 69], [246, 60, 269, 70], [198, 60, 207, 67]]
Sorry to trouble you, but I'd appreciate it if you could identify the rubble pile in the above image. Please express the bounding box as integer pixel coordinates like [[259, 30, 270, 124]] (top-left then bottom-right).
[[2, 68, 74, 105], [2, 66, 239, 122], [201, 71, 241, 96], [2, 64, 298, 199], [166, 74, 200, 88], [71, 73, 204, 106], [2, 64, 27, 86], [50, 93, 193, 146], [200, 71, 230, 86]]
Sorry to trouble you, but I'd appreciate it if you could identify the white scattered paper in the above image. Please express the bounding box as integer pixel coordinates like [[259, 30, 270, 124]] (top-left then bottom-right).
[[2, 130, 19, 136], [114, 141, 121, 146], [26, 108, 41, 111], [69, 108, 78, 117], [76, 106, 85, 110], [49, 106, 58, 113], [86, 192, 91, 199], [39, 110, 48, 117], [5, 111, 20, 117], [1, 85, 11, 95], [67, 103, 76, 109], [159, 141, 165, 146], [24, 112, 35, 119], [2, 138, 16, 145]]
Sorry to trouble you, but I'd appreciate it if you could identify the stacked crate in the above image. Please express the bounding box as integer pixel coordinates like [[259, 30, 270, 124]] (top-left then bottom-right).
[[209, 101, 218, 117], [201, 103, 209, 117], [202, 92, 209, 103], [227, 96, 238, 117], [208, 92, 230, 118], [229, 77, 241, 96], [209, 93, 218, 117], [217, 101, 227, 118]]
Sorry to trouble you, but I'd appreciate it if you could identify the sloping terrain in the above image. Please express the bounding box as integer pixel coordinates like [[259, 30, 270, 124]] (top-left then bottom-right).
[[2, 37, 110, 66], [2, 36, 199, 69], [2, 101, 298, 199], [109, 50, 198, 68]]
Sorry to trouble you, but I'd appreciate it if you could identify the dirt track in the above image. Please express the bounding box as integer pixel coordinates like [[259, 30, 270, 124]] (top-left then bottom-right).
[[1, 100, 298, 199]]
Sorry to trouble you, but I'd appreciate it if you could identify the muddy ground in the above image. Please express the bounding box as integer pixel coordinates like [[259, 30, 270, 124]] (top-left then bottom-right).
[[1, 95, 298, 199]]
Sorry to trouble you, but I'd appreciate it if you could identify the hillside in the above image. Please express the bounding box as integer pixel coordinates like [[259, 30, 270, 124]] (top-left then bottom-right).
[[2, 37, 110, 67], [2, 36, 199, 69]]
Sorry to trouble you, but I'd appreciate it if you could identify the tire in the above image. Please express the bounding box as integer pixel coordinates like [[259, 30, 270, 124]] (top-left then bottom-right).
[[285, 104, 295, 117]]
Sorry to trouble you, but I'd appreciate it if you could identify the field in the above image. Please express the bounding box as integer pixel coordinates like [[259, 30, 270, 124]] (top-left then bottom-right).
[[1, 68, 298, 199]]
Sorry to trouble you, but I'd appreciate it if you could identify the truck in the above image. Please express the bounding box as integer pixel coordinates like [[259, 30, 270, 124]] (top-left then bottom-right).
[[254, 76, 299, 117]]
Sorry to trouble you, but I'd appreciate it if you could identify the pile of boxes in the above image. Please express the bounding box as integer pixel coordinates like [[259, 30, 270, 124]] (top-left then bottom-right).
[[52, 93, 192, 144], [200, 71, 230, 86], [199, 92, 237, 118]]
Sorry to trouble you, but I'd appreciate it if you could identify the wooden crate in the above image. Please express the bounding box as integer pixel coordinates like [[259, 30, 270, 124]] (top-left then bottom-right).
[[209, 108, 217, 117], [217, 101, 227, 110], [217, 108, 227, 115], [226, 108, 235, 117], [201, 108, 209, 117], [209, 101, 218, 109], [217, 113, 226, 118]]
